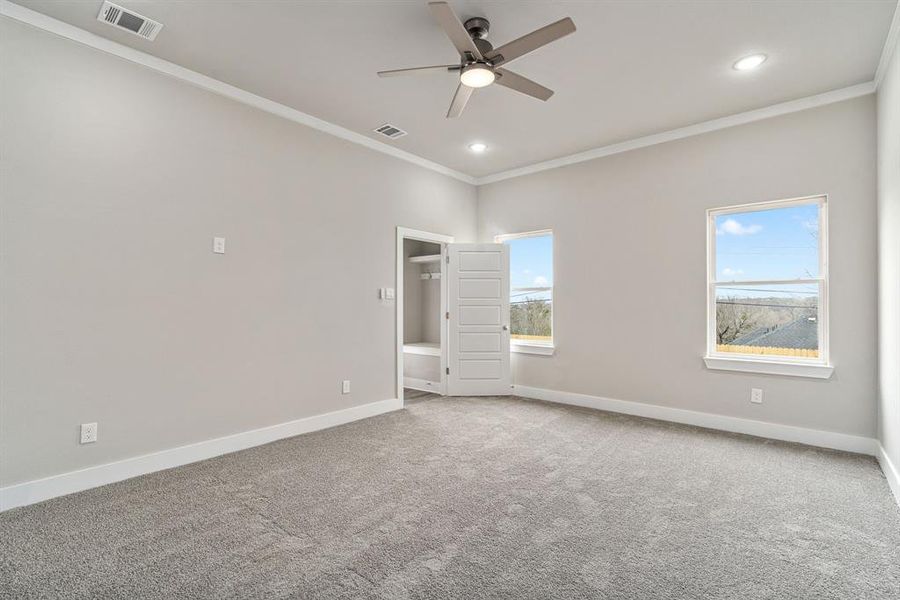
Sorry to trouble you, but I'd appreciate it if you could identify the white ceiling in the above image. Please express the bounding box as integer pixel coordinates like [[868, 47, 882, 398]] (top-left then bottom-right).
[[11, 0, 898, 178]]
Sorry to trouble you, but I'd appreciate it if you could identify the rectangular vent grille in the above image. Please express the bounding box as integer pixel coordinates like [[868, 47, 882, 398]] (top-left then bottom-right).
[[374, 124, 408, 139], [97, 1, 163, 41]]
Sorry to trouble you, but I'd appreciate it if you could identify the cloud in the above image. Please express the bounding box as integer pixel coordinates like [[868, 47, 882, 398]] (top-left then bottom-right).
[[533, 276, 549, 286], [800, 219, 819, 232], [717, 218, 762, 236], [721, 267, 743, 278]]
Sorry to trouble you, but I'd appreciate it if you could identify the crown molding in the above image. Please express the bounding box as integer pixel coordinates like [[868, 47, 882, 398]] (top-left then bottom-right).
[[875, 0, 900, 89], [0, 0, 477, 185], [1, 0, 888, 189], [475, 81, 876, 185]]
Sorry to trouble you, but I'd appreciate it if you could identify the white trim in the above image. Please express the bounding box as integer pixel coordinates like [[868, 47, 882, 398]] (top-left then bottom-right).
[[475, 83, 875, 185], [396, 227, 454, 404], [875, 0, 900, 89], [0, 398, 402, 512], [703, 356, 834, 379], [511, 342, 555, 356], [713, 278, 820, 286], [878, 444, 900, 509], [494, 229, 554, 242], [513, 385, 877, 455], [0, 0, 475, 185], [403, 377, 440, 393], [708, 193, 830, 215]]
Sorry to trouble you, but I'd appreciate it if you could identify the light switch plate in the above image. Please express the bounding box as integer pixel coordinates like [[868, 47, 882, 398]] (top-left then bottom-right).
[[342, 380, 351, 394], [213, 237, 226, 254]]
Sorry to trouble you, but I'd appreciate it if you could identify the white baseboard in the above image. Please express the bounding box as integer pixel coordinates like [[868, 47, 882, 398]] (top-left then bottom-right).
[[4, 390, 891, 512], [0, 398, 402, 512], [403, 377, 440, 393], [513, 385, 879, 456], [878, 445, 900, 509]]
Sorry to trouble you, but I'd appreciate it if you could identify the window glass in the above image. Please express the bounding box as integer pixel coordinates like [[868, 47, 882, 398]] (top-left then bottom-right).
[[501, 233, 553, 345], [715, 283, 819, 358], [714, 204, 819, 280], [709, 198, 826, 363]]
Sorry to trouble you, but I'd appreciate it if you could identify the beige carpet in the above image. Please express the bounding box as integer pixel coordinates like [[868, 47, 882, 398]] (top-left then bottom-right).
[[2, 393, 899, 599]]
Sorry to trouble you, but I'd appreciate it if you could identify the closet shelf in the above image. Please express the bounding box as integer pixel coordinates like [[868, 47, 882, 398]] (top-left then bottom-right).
[[403, 342, 440, 356], [408, 254, 441, 264]]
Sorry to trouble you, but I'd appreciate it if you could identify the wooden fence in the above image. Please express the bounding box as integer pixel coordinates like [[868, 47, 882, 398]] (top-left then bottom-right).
[[716, 344, 818, 358], [512, 334, 552, 343]]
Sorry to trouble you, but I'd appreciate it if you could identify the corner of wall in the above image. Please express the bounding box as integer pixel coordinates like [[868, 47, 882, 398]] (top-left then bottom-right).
[[876, 4, 900, 475]]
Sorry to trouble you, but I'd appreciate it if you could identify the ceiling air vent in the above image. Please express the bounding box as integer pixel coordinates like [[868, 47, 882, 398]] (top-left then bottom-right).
[[374, 124, 408, 139], [97, 1, 163, 41]]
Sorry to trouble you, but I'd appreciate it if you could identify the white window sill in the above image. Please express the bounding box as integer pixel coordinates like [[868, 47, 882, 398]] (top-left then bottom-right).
[[512, 343, 555, 356], [703, 356, 833, 379]]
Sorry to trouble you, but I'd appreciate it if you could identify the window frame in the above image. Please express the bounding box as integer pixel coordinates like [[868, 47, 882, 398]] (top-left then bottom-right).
[[704, 195, 833, 379], [495, 229, 555, 356]]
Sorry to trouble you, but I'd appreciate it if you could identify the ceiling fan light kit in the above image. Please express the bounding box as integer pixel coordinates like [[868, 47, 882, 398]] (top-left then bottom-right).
[[377, 2, 576, 118], [460, 63, 495, 88]]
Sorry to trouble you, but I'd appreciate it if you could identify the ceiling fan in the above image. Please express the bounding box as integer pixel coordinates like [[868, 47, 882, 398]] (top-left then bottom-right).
[[378, 2, 576, 118]]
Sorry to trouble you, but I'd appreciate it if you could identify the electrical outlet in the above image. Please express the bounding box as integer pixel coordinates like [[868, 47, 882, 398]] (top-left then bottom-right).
[[750, 388, 763, 404], [213, 237, 226, 254], [80, 422, 98, 444], [342, 380, 351, 394]]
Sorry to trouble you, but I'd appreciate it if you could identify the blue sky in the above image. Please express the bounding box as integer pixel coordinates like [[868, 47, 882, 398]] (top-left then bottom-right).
[[714, 203, 819, 300], [504, 234, 553, 302], [715, 204, 819, 280]]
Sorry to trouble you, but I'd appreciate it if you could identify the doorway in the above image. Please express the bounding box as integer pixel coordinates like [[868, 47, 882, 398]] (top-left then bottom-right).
[[396, 227, 453, 405], [395, 228, 513, 404]]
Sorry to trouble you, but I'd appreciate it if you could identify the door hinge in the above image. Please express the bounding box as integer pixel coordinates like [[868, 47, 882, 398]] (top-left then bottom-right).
[[445, 311, 450, 319], [446, 255, 450, 264], [446, 367, 450, 375]]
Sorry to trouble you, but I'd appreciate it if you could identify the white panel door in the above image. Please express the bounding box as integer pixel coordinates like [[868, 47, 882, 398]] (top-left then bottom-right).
[[447, 243, 510, 396]]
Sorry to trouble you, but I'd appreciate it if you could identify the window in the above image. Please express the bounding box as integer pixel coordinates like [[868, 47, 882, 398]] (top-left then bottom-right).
[[705, 196, 832, 378], [495, 230, 554, 355]]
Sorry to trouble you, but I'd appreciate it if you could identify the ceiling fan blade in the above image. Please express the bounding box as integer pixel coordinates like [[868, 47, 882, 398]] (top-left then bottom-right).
[[428, 1, 482, 60], [378, 64, 458, 77], [446, 83, 474, 118], [494, 68, 554, 101], [486, 17, 575, 67]]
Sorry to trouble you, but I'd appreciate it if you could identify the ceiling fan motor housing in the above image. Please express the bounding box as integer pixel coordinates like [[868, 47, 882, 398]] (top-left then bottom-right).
[[464, 17, 490, 39], [463, 17, 494, 64]]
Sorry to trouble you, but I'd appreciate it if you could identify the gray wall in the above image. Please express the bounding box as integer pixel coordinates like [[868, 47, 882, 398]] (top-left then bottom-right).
[[0, 20, 476, 487], [478, 96, 877, 438], [878, 39, 900, 466], [420, 270, 442, 344], [403, 240, 424, 345]]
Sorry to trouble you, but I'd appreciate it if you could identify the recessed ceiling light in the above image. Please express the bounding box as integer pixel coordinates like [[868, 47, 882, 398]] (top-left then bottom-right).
[[468, 142, 488, 153], [733, 54, 767, 71]]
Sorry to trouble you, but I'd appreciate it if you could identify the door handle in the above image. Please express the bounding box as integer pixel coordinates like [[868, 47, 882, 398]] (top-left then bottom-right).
[[502, 325, 509, 331]]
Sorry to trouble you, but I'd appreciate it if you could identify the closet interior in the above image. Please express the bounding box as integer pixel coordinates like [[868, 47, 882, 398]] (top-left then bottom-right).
[[403, 239, 444, 394]]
